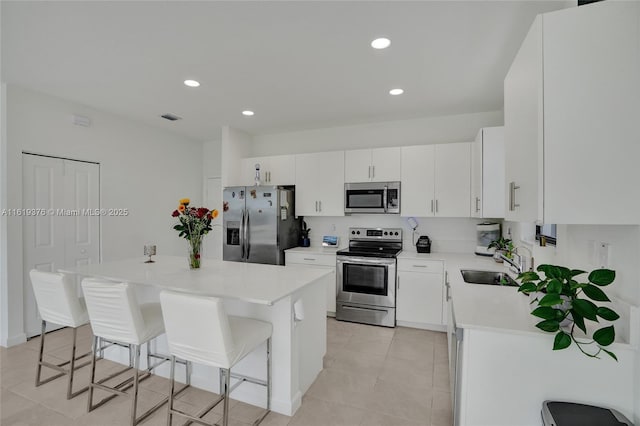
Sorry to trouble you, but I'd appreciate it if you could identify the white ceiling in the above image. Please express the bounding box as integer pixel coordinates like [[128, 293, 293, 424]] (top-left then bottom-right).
[[1, 1, 571, 142]]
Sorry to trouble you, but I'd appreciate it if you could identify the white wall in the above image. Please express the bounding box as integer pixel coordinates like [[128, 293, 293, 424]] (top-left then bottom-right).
[[2, 85, 203, 347], [251, 110, 503, 156], [221, 126, 252, 187], [203, 139, 222, 178]]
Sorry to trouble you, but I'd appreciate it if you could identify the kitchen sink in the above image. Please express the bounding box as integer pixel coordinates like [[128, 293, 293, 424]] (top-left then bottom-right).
[[460, 270, 519, 287]]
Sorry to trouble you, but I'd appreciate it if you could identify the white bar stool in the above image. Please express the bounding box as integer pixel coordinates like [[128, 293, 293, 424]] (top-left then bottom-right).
[[81, 278, 171, 426], [159, 290, 273, 426], [29, 270, 92, 399]]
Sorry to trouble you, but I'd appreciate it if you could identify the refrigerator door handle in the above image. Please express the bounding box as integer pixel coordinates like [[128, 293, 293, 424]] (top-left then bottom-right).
[[245, 210, 251, 260], [240, 208, 246, 260]]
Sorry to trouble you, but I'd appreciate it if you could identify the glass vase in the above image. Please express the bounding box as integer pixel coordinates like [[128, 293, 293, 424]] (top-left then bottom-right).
[[188, 236, 202, 269]]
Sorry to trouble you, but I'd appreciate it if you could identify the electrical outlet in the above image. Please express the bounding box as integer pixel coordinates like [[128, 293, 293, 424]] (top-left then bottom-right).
[[598, 242, 611, 268]]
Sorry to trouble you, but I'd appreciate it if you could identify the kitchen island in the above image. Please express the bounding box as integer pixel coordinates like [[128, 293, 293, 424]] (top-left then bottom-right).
[[61, 256, 332, 416]]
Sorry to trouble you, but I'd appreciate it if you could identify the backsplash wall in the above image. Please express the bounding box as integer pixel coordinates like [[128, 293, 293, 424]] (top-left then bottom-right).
[[303, 215, 490, 254]]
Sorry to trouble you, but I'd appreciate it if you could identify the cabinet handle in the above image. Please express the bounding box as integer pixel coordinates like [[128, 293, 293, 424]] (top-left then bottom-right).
[[509, 182, 520, 211], [372, 165, 375, 178], [475, 197, 480, 213], [315, 201, 318, 212], [435, 199, 439, 213], [412, 265, 427, 268], [303, 258, 316, 261], [445, 271, 449, 285], [368, 166, 371, 179], [446, 282, 451, 301], [431, 200, 434, 213], [267, 171, 271, 182], [318, 200, 322, 212], [397, 275, 400, 291]]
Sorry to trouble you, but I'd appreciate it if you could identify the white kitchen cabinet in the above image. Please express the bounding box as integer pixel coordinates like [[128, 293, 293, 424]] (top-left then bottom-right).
[[401, 143, 471, 217], [396, 258, 444, 329], [344, 147, 401, 183], [504, 1, 640, 224], [239, 155, 295, 186], [400, 145, 435, 217], [434, 143, 471, 218], [285, 251, 337, 315], [295, 151, 344, 216], [471, 127, 505, 218]]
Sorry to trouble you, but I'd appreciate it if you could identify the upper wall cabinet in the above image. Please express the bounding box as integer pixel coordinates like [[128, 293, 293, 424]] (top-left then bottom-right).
[[471, 127, 505, 219], [295, 151, 345, 217], [401, 142, 471, 218], [344, 147, 401, 183], [504, 1, 640, 224], [239, 155, 296, 186]]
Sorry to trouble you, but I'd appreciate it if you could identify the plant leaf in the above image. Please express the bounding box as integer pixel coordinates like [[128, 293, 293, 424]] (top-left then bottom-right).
[[531, 307, 557, 320], [536, 319, 560, 333], [572, 299, 598, 321], [570, 269, 587, 278], [601, 348, 618, 362], [518, 271, 540, 282], [593, 326, 615, 346], [588, 269, 615, 286], [546, 279, 563, 294], [538, 294, 564, 307], [572, 312, 587, 334], [557, 266, 572, 280], [553, 331, 572, 350], [518, 283, 537, 294], [596, 306, 620, 321], [582, 284, 611, 302], [537, 265, 561, 279]]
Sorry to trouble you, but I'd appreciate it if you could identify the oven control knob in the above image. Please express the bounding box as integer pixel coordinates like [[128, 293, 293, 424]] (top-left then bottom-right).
[[394, 232, 399, 235], [384, 231, 388, 235], [351, 230, 356, 235], [356, 231, 361, 235]]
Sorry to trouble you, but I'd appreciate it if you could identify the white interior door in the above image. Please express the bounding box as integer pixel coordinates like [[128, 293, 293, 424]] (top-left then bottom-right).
[[22, 154, 100, 337], [203, 177, 222, 260]]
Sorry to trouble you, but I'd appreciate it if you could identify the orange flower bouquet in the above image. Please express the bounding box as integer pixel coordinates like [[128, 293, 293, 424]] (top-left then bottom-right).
[[171, 198, 219, 269]]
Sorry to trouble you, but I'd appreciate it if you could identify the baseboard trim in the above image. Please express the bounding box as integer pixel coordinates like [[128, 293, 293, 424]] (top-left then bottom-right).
[[2, 332, 27, 348]]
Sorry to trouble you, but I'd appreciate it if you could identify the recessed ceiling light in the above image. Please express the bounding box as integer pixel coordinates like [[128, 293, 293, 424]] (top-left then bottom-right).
[[242, 110, 255, 116], [371, 38, 391, 49], [184, 79, 200, 87], [389, 88, 404, 96]]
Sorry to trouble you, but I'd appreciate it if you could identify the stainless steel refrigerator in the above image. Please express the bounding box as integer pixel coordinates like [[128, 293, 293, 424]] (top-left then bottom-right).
[[223, 186, 301, 265]]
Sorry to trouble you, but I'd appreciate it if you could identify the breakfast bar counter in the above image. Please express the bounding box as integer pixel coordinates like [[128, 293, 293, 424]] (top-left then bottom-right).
[[61, 256, 332, 416]]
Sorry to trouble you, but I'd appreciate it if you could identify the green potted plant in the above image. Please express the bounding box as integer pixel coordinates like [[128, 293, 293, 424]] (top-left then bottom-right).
[[487, 236, 514, 263], [517, 264, 619, 360]]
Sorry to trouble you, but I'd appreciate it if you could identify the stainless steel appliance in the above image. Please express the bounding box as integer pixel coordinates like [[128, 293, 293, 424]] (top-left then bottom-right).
[[336, 227, 402, 327], [475, 222, 501, 256], [223, 186, 300, 265], [344, 182, 400, 215]]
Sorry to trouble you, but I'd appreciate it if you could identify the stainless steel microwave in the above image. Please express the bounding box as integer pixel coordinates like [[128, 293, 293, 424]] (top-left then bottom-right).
[[344, 182, 400, 214]]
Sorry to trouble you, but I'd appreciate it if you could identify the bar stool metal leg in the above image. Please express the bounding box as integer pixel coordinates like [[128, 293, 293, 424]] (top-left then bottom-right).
[[130, 344, 141, 426], [222, 368, 231, 426], [167, 356, 176, 426], [87, 335, 98, 413]]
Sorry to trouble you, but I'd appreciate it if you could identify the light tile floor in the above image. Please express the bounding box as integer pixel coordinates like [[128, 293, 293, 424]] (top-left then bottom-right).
[[0, 319, 452, 426]]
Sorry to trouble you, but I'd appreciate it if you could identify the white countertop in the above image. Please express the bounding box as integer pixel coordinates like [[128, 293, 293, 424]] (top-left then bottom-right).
[[61, 255, 332, 306], [415, 252, 637, 347], [285, 246, 344, 255]]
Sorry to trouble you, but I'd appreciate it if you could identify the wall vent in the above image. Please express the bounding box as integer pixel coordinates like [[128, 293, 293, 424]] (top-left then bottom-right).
[[160, 113, 182, 121]]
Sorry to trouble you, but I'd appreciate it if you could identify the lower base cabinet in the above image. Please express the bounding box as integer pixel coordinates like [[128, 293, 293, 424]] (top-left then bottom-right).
[[285, 251, 337, 316], [396, 259, 444, 329]]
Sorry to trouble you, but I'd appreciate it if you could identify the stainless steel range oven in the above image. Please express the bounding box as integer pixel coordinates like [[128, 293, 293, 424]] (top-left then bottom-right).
[[336, 227, 402, 327]]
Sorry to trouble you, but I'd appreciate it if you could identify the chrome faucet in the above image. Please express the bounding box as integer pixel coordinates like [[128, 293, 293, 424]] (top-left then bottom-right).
[[502, 245, 534, 275]]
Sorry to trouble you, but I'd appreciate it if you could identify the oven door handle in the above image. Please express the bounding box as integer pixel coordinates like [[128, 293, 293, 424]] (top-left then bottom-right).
[[342, 305, 389, 313], [337, 256, 396, 266], [383, 186, 388, 213]]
